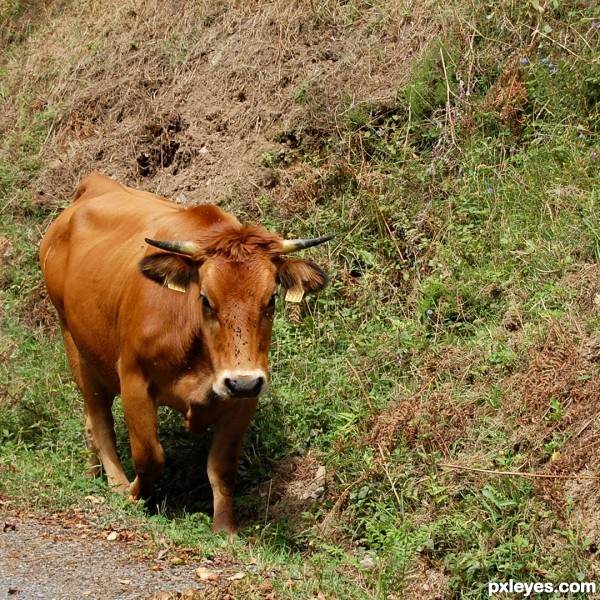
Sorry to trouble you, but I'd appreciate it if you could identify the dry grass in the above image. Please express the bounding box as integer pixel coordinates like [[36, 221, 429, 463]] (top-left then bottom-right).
[[1, 0, 452, 210], [488, 266, 600, 540]]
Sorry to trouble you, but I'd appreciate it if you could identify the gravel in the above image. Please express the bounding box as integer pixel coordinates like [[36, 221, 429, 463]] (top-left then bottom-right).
[[0, 514, 206, 600]]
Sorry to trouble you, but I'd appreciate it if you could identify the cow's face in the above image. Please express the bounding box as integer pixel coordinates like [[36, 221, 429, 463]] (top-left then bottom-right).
[[197, 255, 278, 398], [140, 232, 329, 399]]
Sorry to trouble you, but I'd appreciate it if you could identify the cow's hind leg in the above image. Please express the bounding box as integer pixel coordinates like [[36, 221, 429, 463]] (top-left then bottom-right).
[[61, 327, 130, 493]]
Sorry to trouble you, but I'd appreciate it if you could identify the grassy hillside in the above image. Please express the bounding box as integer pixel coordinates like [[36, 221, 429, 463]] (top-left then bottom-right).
[[1, 1, 599, 598]]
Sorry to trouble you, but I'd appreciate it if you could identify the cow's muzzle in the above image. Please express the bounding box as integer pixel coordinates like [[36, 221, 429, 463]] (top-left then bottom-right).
[[213, 370, 268, 398]]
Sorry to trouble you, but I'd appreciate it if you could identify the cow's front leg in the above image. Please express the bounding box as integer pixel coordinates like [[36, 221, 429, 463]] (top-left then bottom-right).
[[121, 375, 165, 500], [207, 398, 258, 534]]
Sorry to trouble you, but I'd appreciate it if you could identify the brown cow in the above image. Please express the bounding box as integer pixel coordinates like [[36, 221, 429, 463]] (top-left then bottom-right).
[[39, 172, 331, 534]]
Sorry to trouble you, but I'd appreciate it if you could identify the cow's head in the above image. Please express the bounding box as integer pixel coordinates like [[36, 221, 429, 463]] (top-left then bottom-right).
[[139, 223, 332, 399]]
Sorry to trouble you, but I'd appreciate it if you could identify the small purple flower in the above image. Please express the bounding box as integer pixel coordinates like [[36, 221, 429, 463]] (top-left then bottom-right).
[[519, 57, 529, 65], [592, 150, 598, 160], [578, 132, 585, 139], [549, 67, 557, 75], [592, 22, 598, 29], [541, 57, 549, 64], [426, 309, 434, 316], [486, 187, 494, 194]]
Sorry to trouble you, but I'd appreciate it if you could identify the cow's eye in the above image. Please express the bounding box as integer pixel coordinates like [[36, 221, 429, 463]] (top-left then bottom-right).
[[200, 294, 212, 310]]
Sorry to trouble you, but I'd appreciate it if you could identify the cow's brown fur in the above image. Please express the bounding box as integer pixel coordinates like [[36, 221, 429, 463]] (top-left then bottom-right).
[[39, 172, 329, 534]]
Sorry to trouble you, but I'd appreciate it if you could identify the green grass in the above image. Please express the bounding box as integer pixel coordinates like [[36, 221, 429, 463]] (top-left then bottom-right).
[[1, 1, 599, 598]]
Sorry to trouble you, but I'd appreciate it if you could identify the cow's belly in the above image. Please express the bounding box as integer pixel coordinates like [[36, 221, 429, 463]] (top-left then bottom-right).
[[63, 314, 122, 395]]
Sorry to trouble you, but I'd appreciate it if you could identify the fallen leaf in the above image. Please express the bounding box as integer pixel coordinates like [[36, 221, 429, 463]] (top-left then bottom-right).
[[106, 531, 118, 541], [171, 556, 185, 566], [229, 572, 246, 581], [84, 495, 105, 504], [196, 566, 219, 582], [119, 579, 131, 586]]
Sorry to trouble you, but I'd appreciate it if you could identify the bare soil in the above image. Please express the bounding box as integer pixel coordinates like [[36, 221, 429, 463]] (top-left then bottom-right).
[[0, 510, 260, 600], [11, 0, 443, 212]]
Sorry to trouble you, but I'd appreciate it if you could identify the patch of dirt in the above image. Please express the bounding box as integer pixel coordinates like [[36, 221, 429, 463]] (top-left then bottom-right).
[[0, 510, 274, 600], [563, 475, 600, 547], [0, 1, 446, 210], [402, 560, 448, 600], [246, 451, 328, 529]]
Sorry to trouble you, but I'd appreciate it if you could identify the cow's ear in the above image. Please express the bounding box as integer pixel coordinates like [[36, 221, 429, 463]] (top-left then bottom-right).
[[276, 258, 328, 295], [139, 254, 198, 292]]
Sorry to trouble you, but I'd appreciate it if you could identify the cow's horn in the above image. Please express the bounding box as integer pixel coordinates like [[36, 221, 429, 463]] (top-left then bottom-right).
[[280, 234, 335, 254], [145, 238, 199, 256]]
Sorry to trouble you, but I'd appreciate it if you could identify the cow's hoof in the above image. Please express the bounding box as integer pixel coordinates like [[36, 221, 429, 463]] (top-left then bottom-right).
[[213, 521, 238, 537]]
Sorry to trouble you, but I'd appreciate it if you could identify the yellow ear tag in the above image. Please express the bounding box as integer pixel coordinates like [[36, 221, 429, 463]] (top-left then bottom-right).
[[167, 281, 186, 293], [285, 285, 304, 303]]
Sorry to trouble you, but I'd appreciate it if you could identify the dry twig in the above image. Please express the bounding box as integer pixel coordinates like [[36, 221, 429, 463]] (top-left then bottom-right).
[[440, 463, 600, 481]]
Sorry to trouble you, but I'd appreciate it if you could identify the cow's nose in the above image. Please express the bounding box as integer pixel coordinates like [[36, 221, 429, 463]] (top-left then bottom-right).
[[224, 375, 265, 398]]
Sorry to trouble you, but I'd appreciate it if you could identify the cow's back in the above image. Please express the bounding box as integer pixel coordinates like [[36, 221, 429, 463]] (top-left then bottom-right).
[[40, 173, 175, 308]]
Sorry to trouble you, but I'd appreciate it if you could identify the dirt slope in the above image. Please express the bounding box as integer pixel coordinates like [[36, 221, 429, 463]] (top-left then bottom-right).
[[4, 0, 444, 207]]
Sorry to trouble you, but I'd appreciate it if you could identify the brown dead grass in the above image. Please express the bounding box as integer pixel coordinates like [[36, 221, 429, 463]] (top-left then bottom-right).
[[1, 0, 453, 211], [479, 58, 528, 134], [500, 265, 600, 539], [509, 319, 599, 473], [316, 264, 600, 545]]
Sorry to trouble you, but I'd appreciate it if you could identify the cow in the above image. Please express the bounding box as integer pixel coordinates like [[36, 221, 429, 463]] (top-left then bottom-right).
[[39, 172, 332, 534]]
